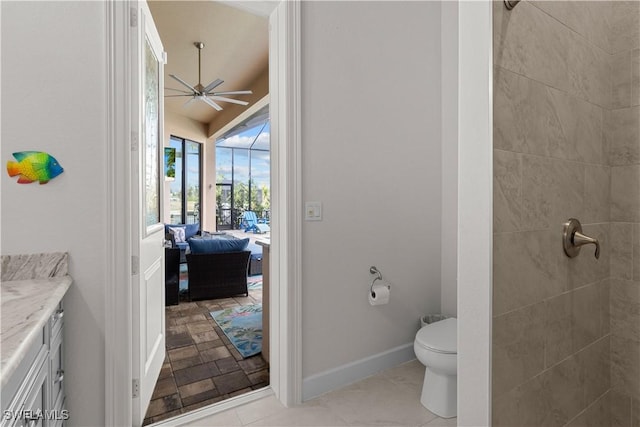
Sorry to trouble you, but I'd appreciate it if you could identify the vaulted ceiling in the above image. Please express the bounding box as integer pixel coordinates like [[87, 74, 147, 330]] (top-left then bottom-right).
[[148, 1, 269, 136]]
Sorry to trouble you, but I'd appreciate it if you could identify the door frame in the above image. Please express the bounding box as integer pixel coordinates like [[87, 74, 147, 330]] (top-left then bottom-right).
[[104, 1, 302, 424]]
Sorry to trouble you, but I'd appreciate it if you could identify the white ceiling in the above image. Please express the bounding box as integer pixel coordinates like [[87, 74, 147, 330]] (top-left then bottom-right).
[[148, 1, 269, 126]]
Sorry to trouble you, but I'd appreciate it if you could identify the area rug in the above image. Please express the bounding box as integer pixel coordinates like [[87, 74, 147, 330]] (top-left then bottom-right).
[[210, 304, 262, 358], [248, 276, 262, 290], [179, 263, 188, 292]]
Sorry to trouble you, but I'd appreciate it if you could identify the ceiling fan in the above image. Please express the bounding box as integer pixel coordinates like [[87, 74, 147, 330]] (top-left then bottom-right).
[[165, 42, 253, 111]]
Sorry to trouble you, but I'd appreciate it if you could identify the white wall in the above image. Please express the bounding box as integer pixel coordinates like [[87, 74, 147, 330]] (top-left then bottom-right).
[[457, 1, 493, 425], [301, 0, 442, 388], [440, 1, 458, 317], [1, 2, 107, 425]]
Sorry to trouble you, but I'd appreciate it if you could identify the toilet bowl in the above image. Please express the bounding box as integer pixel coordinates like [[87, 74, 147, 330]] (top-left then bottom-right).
[[413, 317, 457, 418]]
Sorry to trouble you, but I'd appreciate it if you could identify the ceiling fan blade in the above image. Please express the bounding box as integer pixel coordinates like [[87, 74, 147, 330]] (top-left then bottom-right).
[[211, 90, 253, 96], [166, 94, 194, 97], [203, 78, 224, 93], [184, 97, 198, 108], [210, 95, 249, 106], [165, 87, 192, 94], [200, 96, 223, 111], [169, 74, 198, 94]]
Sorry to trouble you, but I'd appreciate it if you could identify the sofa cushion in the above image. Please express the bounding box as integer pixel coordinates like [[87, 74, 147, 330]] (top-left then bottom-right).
[[188, 237, 250, 254]]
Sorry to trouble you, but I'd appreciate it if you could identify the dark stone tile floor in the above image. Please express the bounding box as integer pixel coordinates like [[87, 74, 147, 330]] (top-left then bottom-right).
[[143, 281, 268, 425]]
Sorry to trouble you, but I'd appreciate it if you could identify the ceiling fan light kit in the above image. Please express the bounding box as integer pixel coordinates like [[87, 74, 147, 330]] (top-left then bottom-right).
[[166, 41, 253, 111]]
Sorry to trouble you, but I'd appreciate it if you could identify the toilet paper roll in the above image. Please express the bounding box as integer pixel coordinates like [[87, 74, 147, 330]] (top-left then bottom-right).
[[369, 283, 390, 306]]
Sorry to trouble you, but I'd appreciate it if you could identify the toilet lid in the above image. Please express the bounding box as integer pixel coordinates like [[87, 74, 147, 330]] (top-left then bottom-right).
[[415, 318, 457, 354]]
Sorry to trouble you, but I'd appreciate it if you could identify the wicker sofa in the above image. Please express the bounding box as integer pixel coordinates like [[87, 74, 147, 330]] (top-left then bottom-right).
[[186, 251, 251, 300]]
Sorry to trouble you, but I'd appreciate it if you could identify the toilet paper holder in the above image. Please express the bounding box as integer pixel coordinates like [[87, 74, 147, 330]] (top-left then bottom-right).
[[369, 266, 389, 296]]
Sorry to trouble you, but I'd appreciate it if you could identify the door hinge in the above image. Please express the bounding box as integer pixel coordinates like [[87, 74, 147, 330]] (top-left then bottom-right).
[[132, 378, 140, 398], [130, 8, 138, 27], [131, 255, 139, 275], [162, 51, 168, 65], [131, 131, 138, 151]]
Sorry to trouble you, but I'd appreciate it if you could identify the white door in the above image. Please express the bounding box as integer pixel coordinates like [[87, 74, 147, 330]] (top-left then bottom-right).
[[131, 2, 166, 425]]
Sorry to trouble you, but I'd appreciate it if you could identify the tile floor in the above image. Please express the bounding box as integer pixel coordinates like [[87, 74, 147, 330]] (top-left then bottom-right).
[[175, 360, 457, 427], [144, 278, 268, 425]]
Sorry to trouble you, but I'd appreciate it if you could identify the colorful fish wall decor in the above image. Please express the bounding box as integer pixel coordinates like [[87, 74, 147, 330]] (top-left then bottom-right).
[[6, 151, 64, 185]]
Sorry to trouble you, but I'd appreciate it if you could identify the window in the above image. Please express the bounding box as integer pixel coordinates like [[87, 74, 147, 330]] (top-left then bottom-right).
[[168, 136, 201, 225]]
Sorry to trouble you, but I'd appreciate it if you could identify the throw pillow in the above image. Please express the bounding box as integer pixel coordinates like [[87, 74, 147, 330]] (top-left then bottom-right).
[[188, 237, 250, 254], [168, 226, 186, 243]]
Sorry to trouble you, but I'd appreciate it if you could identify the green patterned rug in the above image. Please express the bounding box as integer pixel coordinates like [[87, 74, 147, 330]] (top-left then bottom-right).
[[210, 304, 262, 358]]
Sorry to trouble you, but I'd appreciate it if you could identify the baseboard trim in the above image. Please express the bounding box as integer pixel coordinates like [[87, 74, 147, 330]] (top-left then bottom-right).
[[302, 343, 416, 401]]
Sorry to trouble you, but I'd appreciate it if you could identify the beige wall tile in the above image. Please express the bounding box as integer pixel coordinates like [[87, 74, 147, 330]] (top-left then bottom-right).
[[522, 155, 584, 231], [578, 336, 611, 407], [610, 279, 640, 343], [494, 356, 586, 427], [612, 51, 633, 109], [632, 49, 639, 107], [547, 86, 605, 165], [609, 1, 640, 54], [545, 291, 574, 367], [601, 279, 611, 337], [540, 356, 586, 425], [611, 223, 635, 280], [611, 165, 640, 222], [494, 1, 610, 107], [545, 283, 610, 368], [612, 335, 640, 397], [493, 375, 549, 427], [584, 164, 611, 224], [493, 303, 546, 397], [493, 67, 551, 156], [566, 391, 611, 427], [531, 1, 611, 54], [493, 67, 605, 164], [573, 285, 609, 353], [494, 230, 567, 315], [494, 150, 522, 233], [634, 224, 640, 281], [610, 389, 632, 427], [607, 107, 640, 167]]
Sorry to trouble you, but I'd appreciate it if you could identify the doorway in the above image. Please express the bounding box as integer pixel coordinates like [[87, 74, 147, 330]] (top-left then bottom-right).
[[145, 2, 271, 423], [104, 2, 301, 425]]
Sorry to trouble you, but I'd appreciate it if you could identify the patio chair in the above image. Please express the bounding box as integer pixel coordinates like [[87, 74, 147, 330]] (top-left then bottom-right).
[[242, 211, 270, 234]]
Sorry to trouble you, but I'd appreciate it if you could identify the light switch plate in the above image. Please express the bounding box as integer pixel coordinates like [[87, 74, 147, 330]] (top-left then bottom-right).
[[305, 201, 322, 221]]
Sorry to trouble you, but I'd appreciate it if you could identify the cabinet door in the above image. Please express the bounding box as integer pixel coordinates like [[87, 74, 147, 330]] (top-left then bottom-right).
[[49, 331, 64, 412], [20, 362, 48, 427]]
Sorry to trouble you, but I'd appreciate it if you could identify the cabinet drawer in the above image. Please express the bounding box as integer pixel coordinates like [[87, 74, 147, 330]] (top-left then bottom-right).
[[49, 331, 64, 413]]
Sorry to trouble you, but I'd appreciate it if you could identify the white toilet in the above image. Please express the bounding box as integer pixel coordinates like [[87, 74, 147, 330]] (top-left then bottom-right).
[[413, 317, 457, 418]]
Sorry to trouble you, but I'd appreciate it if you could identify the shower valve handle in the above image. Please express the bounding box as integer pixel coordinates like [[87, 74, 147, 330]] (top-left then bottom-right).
[[563, 218, 600, 260]]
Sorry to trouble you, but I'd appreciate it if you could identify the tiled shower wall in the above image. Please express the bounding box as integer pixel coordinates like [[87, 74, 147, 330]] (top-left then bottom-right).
[[492, 1, 639, 426], [608, 0, 640, 424]]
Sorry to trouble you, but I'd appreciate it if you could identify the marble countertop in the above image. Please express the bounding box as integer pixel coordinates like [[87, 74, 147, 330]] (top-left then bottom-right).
[[1, 276, 72, 386]]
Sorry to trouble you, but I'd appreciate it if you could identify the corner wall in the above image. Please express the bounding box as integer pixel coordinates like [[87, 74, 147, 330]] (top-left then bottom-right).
[[1, 2, 107, 425], [300, 0, 442, 396]]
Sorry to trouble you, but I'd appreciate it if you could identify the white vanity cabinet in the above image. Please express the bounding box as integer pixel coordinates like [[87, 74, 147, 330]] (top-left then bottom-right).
[[1, 279, 70, 427]]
